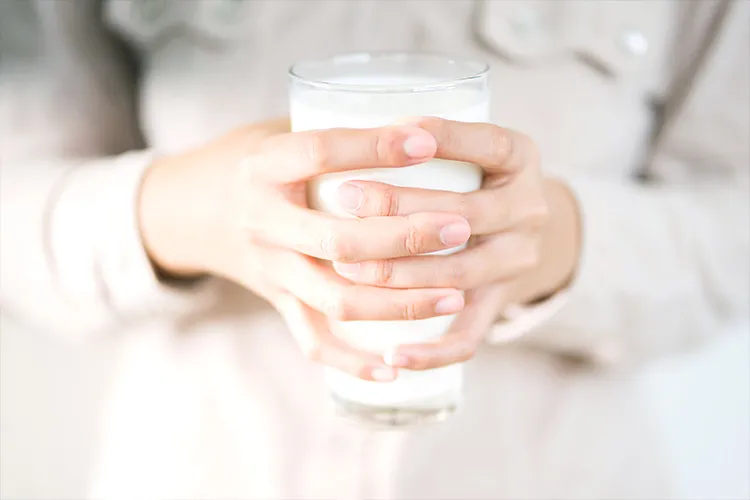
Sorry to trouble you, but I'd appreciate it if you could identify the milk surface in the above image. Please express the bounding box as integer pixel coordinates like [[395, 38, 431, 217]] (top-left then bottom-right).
[[291, 74, 489, 406]]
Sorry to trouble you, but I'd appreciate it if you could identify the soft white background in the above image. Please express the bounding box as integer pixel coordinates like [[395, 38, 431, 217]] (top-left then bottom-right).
[[1, 316, 748, 499]]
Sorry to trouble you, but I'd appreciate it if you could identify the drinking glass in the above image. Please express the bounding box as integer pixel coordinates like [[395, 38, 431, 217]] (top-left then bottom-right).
[[289, 52, 490, 427]]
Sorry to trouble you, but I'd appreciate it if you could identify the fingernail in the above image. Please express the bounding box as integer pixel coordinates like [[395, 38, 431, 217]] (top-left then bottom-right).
[[333, 261, 360, 278], [403, 135, 436, 158], [435, 293, 465, 315], [383, 350, 410, 368], [439, 221, 471, 247], [337, 182, 363, 211], [371, 366, 396, 382]]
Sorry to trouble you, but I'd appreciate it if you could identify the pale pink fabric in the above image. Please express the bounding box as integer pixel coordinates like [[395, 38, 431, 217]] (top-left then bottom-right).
[[0, 1, 747, 498]]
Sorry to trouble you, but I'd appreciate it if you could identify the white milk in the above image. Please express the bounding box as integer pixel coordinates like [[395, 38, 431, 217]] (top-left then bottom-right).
[[291, 76, 489, 407]]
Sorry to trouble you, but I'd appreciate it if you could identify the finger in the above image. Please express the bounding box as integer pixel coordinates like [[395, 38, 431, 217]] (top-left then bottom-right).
[[333, 231, 540, 290], [275, 294, 397, 382], [337, 180, 543, 235], [270, 249, 466, 321], [383, 286, 505, 370], [251, 126, 437, 182], [258, 203, 471, 262], [410, 117, 537, 176]]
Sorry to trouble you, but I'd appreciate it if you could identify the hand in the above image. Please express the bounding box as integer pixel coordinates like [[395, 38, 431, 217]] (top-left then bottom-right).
[[330, 117, 582, 369], [137, 119, 473, 381]]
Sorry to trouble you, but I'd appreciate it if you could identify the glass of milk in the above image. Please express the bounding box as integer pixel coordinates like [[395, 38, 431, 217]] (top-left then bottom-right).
[[289, 52, 489, 427]]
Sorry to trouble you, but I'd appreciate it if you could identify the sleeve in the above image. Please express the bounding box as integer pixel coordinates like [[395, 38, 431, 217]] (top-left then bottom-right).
[[0, 2, 215, 341], [488, 0, 750, 365]]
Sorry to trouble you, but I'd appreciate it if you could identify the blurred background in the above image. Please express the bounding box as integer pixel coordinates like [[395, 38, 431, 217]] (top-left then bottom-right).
[[0, 320, 750, 500], [5, 320, 748, 498]]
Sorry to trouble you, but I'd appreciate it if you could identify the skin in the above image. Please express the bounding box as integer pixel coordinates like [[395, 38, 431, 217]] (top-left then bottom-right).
[[138, 117, 581, 382]]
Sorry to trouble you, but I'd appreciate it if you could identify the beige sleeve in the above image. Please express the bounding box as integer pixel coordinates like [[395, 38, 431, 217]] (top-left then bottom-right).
[[0, 3, 215, 341], [490, 0, 749, 364], [0, 155, 217, 341]]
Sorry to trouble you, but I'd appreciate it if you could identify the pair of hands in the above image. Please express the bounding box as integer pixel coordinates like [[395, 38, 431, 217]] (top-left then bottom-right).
[[139, 117, 581, 381]]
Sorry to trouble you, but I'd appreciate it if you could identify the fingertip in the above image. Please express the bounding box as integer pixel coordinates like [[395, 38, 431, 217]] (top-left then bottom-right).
[[435, 292, 466, 315], [383, 349, 410, 368], [336, 182, 364, 211], [402, 128, 437, 159], [403, 137, 436, 159], [389, 334, 472, 371], [392, 350, 432, 371], [439, 219, 472, 248], [369, 365, 398, 382], [332, 261, 361, 278]]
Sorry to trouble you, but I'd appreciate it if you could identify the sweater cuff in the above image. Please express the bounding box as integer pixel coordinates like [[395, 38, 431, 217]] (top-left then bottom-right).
[[486, 175, 619, 363], [507, 177, 628, 364], [486, 290, 570, 344], [50, 151, 216, 318]]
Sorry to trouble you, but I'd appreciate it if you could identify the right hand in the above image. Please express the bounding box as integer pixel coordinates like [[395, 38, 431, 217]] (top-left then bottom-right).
[[138, 119, 471, 381]]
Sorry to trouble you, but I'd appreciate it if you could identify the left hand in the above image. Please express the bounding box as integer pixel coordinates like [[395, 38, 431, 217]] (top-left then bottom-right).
[[330, 117, 582, 370]]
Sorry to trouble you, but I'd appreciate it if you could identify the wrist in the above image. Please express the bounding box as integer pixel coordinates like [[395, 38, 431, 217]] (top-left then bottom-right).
[[514, 177, 582, 304], [137, 153, 223, 279]]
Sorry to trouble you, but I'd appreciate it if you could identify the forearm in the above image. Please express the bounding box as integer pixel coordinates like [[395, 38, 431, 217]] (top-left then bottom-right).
[[138, 153, 219, 280]]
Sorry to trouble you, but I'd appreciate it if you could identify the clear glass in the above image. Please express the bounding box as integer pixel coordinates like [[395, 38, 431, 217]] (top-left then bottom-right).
[[289, 52, 490, 428]]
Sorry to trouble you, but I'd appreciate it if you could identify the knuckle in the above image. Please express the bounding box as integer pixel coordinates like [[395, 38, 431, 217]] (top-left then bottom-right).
[[378, 185, 400, 217], [489, 127, 513, 166], [320, 230, 353, 262], [517, 246, 541, 272], [374, 129, 399, 164], [447, 259, 471, 289], [494, 202, 511, 227], [524, 200, 550, 229], [418, 116, 444, 134], [530, 252, 542, 270], [357, 366, 375, 381], [245, 229, 265, 247], [306, 131, 333, 169], [457, 344, 478, 363], [453, 337, 480, 363], [456, 193, 473, 221], [403, 222, 426, 255], [529, 245, 542, 267], [238, 154, 262, 184], [410, 354, 431, 370], [401, 300, 423, 321], [416, 117, 450, 148], [322, 286, 354, 321], [374, 259, 395, 286]]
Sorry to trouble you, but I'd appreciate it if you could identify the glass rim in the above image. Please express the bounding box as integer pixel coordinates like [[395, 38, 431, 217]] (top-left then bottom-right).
[[288, 51, 489, 94]]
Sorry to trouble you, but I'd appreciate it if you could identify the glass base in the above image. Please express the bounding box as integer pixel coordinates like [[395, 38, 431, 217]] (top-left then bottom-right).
[[330, 392, 459, 429]]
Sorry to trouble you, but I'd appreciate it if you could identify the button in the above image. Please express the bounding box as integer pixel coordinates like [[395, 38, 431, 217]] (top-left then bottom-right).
[[214, 0, 244, 22], [133, 0, 167, 23], [617, 29, 649, 57], [510, 7, 543, 39]]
